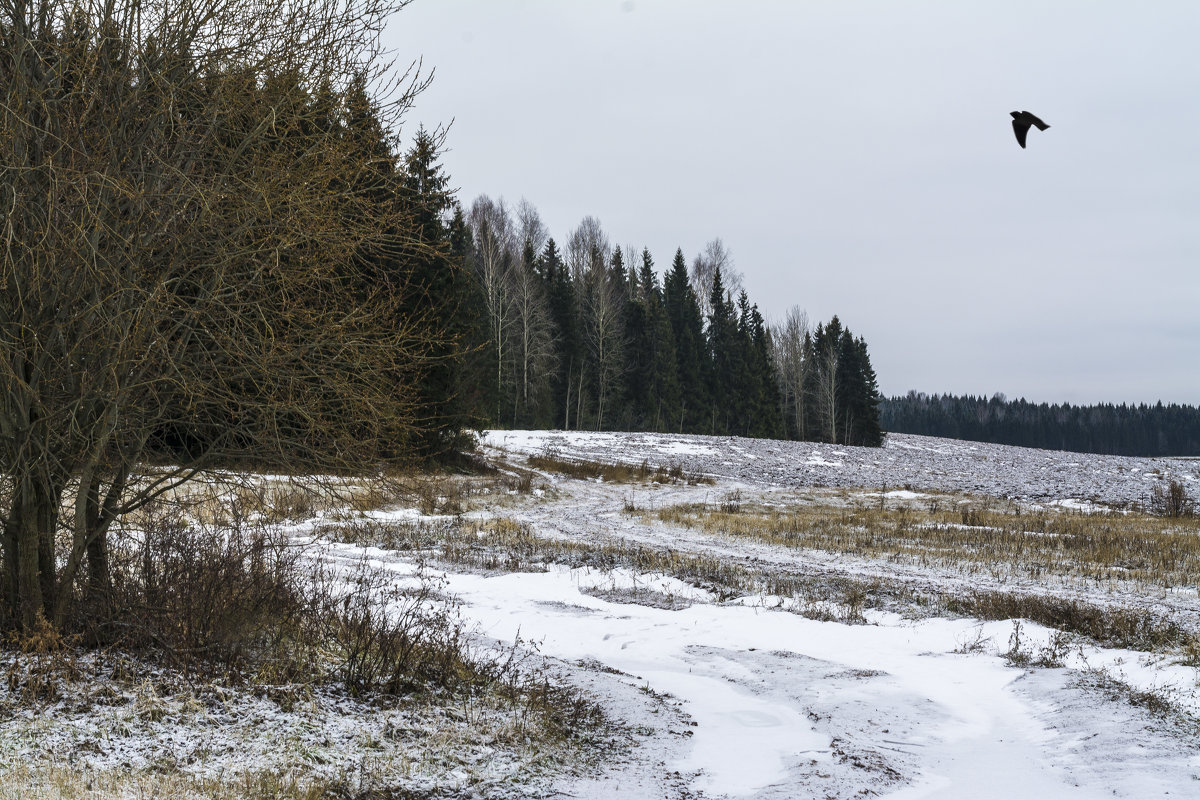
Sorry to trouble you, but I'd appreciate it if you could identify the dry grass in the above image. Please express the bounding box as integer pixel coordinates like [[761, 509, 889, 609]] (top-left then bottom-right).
[[330, 515, 747, 595], [0, 765, 332, 800], [148, 477, 371, 528], [943, 591, 1187, 651], [652, 500, 1200, 588], [321, 507, 1200, 653], [147, 467, 546, 531], [527, 453, 713, 486], [4, 503, 609, 800], [325, 515, 888, 618], [633, 496, 1200, 650]]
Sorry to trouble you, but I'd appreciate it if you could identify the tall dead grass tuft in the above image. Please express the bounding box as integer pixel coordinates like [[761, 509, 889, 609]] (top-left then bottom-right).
[[4, 612, 80, 703], [527, 452, 712, 485], [945, 591, 1184, 651]]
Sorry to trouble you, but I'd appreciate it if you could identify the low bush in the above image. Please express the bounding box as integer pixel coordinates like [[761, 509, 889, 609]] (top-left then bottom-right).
[[69, 500, 527, 700], [1150, 479, 1195, 518], [332, 570, 501, 697], [97, 502, 322, 678]]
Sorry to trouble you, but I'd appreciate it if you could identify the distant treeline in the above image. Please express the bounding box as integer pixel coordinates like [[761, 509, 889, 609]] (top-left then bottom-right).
[[881, 392, 1200, 457]]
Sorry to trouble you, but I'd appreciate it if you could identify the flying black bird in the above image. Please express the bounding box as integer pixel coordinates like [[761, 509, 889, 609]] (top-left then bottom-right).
[[1010, 111, 1050, 148]]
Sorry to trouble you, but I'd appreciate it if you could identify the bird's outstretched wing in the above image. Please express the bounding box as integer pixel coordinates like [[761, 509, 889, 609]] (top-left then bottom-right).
[[1012, 118, 1030, 148], [1022, 111, 1050, 131]]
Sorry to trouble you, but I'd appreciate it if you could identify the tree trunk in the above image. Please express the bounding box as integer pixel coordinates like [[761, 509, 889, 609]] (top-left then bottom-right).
[[10, 476, 60, 628], [563, 359, 573, 430], [576, 369, 585, 431], [2, 520, 19, 626]]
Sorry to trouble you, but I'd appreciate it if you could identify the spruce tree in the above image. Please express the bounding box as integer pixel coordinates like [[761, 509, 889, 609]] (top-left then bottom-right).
[[637, 250, 681, 431], [849, 335, 884, 446], [540, 238, 582, 429], [663, 249, 708, 432], [706, 268, 739, 435], [397, 126, 474, 455], [802, 325, 825, 441], [747, 303, 784, 438], [731, 292, 758, 435], [620, 248, 651, 429], [447, 205, 491, 431]]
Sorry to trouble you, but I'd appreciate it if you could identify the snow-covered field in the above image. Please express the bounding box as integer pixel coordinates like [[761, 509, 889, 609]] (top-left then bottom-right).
[[5, 430, 1200, 798], [485, 429, 1199, 507], [462, 431, 1200, 798]]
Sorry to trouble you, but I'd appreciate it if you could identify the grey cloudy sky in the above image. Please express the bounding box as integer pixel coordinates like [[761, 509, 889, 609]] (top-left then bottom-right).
[[384, 1, 1200, 405]]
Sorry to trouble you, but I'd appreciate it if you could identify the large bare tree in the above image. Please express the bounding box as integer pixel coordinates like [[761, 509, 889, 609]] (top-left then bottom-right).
[[770, 307, 811, 441], [565, 218, 625, 429], [467, 195, 517, 422], [814, 321, 843, 444], [0, 0, 443, 629], [689, 238, 742, 320], [510, 201, 555, 425]]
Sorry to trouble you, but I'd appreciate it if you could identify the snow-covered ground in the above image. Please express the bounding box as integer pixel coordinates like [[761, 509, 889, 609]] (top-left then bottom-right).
[[485, 429, 1200, 506], [6, 430, 1200, 798], [452, 430, 1200, 798]]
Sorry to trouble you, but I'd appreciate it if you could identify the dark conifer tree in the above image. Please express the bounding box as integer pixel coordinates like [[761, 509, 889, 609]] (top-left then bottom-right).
[[706, 268, 738, 435], [730, 291, 758, 435], [609, 247, 630, 301], [326, 87, 474, 458], [621, 248, 651, 429], [664, 249, 708, 432], [397, 126, 475, 455], [747, 303, 784, 439], [447, 205, 491, 431], [805, 320, 835, 442], [637, 250, 681, 431], [851, 336, 884, 446], [835, 329, 883, 446], [540, 238, 582, 429]]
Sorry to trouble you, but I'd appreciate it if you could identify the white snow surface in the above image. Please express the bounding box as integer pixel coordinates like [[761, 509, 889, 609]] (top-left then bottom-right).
[[485, 429, 1200, 506], [8, 430, 1200, 798], [458, 430, 1200, 798]]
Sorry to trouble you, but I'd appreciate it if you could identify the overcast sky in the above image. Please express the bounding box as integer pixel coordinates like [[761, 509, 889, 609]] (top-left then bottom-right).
[[384, 1, 1200, 406]]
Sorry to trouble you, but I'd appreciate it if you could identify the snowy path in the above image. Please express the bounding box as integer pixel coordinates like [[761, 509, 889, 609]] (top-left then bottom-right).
[[313, 430, 1200, 797], [433, 564, 1198, 799]]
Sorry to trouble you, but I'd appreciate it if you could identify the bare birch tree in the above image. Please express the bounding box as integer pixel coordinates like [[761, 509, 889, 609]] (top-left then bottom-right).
[[515, 198, 550, 261], [468, 195, 517, 422], [690, 238, 742, 320], [770, 307, 811, 441], [580, 264, 626, 430], [563, 217, 627, 429], [509, 274, 556, 424], [565, 216, 609, 282], [510, 205, 556, 424], [815, 323, 842, 444]]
